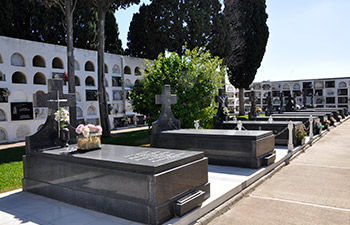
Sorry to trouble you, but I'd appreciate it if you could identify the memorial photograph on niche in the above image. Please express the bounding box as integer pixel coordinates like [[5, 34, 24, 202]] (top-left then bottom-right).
[[11, 102, 34, 120]]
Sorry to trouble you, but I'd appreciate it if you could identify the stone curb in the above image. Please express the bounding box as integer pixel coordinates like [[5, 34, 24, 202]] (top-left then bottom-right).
[[194, 118, 347, 225]]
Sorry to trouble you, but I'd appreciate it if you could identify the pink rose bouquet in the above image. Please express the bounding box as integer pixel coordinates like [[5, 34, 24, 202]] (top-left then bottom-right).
[[76, 124, 102, 137]]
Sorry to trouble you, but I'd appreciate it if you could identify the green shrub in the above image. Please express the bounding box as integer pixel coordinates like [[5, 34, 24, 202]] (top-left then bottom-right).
[[130, 47, 225, 128]]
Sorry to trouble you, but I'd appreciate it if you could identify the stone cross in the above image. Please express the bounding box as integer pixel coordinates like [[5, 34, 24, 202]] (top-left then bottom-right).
[[279, 92, 284, 113], [33, 79, 75, 117], [266, 92, 272, 116], [26, 79, 76, 153], [155, 85, 177, 113], [152, 85, 180, 134], [248, 89, 257, 120], [214, 89, 228, 124]]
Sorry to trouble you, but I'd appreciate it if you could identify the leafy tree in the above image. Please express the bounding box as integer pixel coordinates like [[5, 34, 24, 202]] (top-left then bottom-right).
[[89, 0, 139, 137], [224, 0, 269, 115], [105, 9, 123, 54], [127, 0, 231, 59], [130, 47, 225, 129]]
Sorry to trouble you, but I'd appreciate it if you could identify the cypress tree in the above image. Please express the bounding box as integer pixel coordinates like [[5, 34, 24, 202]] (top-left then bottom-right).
[[224, 0, 269, 115]]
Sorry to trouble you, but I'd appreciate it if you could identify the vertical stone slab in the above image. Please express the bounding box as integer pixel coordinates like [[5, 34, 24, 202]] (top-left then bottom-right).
[[152, 85, 180, 134], [26, 79, 76, 153]]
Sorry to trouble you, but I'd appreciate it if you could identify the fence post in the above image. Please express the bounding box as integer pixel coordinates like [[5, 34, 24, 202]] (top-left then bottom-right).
[[309, 115, 313, 146], [288, 121, 293, 153], [237, 120, 243, 131]]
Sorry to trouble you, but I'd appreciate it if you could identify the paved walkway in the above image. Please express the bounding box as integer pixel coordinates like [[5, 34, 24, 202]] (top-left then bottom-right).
[[207, 119, 350, 225]]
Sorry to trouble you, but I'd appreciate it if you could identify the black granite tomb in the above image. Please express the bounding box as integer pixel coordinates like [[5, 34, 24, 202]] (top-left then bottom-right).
[[215, 121, 304, 146], [23, 145, 209, 225], [255, 115, 317, 134], [24, 81, 209, 225], [152, 129, 275, 169], [151, 85, 276, 169]]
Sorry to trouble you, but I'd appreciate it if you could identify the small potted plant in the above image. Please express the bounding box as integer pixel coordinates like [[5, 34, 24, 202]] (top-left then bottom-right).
[[295, 125, 307, 145], [330, 117, 337, 126], [76, 124, 102, 151], [324, 119, 331, 129]]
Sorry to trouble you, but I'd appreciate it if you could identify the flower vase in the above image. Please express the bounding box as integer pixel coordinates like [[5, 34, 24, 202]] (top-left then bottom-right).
[[60, 127, 70, 148], [77, 134, 101, 151]]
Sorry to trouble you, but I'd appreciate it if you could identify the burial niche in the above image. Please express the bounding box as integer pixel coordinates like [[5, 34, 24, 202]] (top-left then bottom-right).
[[77, 106, 83, 118], [124, 66, 131, 75], [134, 67, 142, 75], [112, 64, 120, 74], [85, 61, 95, 71], [85, 76, 95, 86], [0, 128, 7, 141], [75, 76, 80, 86], [87, 106, 97, 116], [11, 52, 25, 67], [104, 63, 108, 73], [33, 72, 46, 85], [0, 109, 6, 121], [32, 55, 46, 67], [74, 60, 80, 70], [52, 57, 64, 69], [0, 54, 3, 63], [12, 72, 27, 84]]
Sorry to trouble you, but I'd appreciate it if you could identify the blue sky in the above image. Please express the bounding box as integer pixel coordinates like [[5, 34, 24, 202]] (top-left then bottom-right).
[[115, 0, 350, 82]]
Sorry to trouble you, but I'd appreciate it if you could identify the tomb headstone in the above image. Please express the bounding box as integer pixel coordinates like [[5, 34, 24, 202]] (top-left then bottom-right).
[[302, 90, 307, 109], [248, 89, 257, 120], [293, 93, 297, 110], [285, 94, 295, 112], [266, 92, 273, 116], [279, 92, 284, 113], [26, 79, 76, 152], [152, 85, 180, 134], [213, 88, 229, 126]]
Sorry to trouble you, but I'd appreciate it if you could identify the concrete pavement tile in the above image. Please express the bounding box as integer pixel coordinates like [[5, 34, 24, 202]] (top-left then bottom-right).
[[252, 164, 350, 210], [209, 196, 350, 225]]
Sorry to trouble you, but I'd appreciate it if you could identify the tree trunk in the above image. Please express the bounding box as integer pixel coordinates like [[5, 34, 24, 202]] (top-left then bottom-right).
[[65, 0, 77, 142], [239, 87, 245, 116], [97, 5, 111, 137]]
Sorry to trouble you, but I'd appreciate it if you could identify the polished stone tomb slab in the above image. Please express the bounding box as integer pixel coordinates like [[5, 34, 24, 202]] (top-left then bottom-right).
[[300, 108, 343, 120], [151, 129, 275, 169], [255, 116, 316, 134], [280, 111, 330, 122], [215, 121, 304, 146], [23, 145, 210, 225]]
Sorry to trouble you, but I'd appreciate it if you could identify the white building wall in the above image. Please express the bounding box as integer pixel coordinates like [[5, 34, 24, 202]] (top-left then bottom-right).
[[0, 36, 148, 143]]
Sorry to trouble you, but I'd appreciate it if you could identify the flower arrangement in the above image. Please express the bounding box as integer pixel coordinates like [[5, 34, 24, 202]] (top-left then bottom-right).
[[76, 124, 102, 150], [54, 108, 69, 128], [133, 116, 139, 122], [330, 117, 337, 123], [325, 119, 331, 126], [256, 107, 262, 113], [338, 115, 342, 120], [76, 124, 102, 137], [223, 107, 230, 116], [295, 125, 307, 140], [315, 121, 324, 130]]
